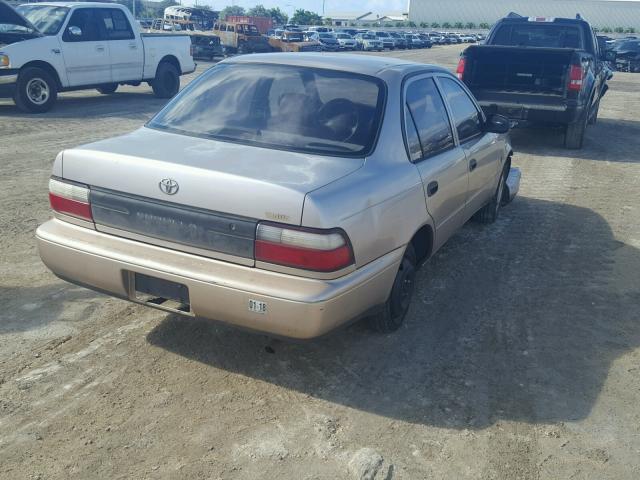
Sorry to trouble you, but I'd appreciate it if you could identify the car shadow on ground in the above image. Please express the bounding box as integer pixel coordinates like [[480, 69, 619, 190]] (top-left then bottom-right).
[[147, 196, 640, 429], [510, 118, 640, 163], [0, 91, 167, 120], [0, 284, 103, 334]]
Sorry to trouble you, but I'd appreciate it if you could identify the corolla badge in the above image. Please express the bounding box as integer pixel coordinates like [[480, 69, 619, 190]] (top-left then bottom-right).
[[159, 178, 179, 195]]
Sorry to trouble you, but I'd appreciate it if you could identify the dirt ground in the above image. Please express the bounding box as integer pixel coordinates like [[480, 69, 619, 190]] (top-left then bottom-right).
[[1, 45, 639, 480]]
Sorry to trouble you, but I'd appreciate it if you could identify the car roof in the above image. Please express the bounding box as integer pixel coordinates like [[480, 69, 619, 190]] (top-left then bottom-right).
[[225, 53, 450, 76]]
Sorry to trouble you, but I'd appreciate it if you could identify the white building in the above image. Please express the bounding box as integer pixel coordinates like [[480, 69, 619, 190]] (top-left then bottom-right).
[[408, 0, 640, 30]]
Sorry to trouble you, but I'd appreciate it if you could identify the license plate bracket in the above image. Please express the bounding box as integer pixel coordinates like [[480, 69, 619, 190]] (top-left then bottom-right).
[[133, 272, 191, 313]]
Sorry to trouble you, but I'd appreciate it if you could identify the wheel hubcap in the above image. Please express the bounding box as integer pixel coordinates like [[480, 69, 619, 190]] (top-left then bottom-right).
[[26, 78, 49, 105]]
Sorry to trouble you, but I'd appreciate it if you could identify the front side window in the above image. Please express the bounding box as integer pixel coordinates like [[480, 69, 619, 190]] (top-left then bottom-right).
[[404, 77, 455, 161], [15, 5, 69, 35], [62, 9, 102, 42], [148, 63, 386, 157], [438, 77, 483, 142], [99, 9, 134, 40]]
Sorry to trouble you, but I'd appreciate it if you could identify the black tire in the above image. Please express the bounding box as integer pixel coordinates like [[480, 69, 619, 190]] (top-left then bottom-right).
[[13, 67, 58, 113], [564, 109, 588, 149], [151, 61, 180, 99], [475, 164, 508, 224], [368, 245, 417, 333], [588, 99, 600, 125], [97, 83, 118, 95]]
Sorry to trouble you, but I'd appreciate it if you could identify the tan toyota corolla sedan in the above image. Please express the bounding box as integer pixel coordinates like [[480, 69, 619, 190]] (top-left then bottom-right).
[[37, 53, 520, 339]]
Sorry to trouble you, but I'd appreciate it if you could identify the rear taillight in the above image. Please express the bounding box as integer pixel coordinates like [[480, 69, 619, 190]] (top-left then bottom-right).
[[255, 223, 354, 272], [456, 57, 466, 80], [568, 64, 584, 91], [49, 178, 93, 221]]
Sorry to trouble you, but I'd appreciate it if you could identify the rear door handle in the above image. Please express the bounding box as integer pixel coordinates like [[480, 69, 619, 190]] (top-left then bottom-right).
[[427, 181, 439, 197], [469, 159, 478, 172], [129, 43, 138, 49], [96, 45, 105, 52]]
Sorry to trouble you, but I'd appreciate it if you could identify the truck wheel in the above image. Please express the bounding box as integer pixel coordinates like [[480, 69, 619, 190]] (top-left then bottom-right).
[[97, 84, 118, 95], [368, 245, 416, 333], [13, 67, 58, 113], [475, 164, 508, 224], [588, 99, 600, 125], [151, 62, 180, 99], [564, 110, 588, 149]]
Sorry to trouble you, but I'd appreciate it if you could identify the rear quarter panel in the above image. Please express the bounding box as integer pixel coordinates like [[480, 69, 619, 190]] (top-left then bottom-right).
[[141, 34, 195, 79]]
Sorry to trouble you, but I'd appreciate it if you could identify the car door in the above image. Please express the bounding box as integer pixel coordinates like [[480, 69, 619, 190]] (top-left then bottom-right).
[[403, 75, 469, 249], [436, 76, 502, 218], [60, 8, 111, 86], [98, 8, 143, 83]]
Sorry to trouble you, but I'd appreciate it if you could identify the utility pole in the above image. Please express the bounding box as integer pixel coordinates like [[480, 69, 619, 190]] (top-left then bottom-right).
[[132, 0, 136, 19]]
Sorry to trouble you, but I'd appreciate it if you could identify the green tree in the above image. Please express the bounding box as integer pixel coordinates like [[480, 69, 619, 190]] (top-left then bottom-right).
[[601, 26, 612, 33], [407, 21, 417, 27], [219, 5, 246, 20], [419, 22, 428, 28], [614, 26, 624, 33], [267, 7, 288, 25], [625, 27, 636, 34], [395, 21, 405, 28], [247, 4, 269, 17], [442, 22, 452, 29], [431, 22, 440, 28], [454, 21, 464, 29], [323, 17, 333, 26], [479, 22, 490, 30], [290, 9, 322, 26], [465, 22, 476, 29]]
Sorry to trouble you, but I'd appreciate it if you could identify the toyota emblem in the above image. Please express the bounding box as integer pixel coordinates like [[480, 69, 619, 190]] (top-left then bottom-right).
[[159, 178, 179, 195]]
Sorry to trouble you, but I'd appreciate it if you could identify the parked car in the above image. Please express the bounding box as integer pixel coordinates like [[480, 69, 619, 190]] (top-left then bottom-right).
[[335, 33, 357, 50], [613, 39, 640, 72], [459, 34, 476, 43], [189, 33, 223, 60], [458, 14, 613, 149], [212, 21, 271, 54], [36, 53, 519, 339], [373, 31, 395, 49], [404, 34, 424, 49], [270, 30, 322, 52], [0, 1, 195, 113], [354, 33, 383, 51], [417, 34, 433, 48], [317, 32, 340, 51], [388, 31, 407, 49]]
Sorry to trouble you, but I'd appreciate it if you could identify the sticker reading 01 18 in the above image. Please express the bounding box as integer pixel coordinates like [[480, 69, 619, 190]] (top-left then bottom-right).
[[248, 299, 267, 314]]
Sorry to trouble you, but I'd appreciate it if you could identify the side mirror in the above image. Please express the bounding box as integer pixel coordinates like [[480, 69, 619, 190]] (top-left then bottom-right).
[[68, 26, 82, 37], [604, 50, 616, 62], [485, 114, 510, 134]]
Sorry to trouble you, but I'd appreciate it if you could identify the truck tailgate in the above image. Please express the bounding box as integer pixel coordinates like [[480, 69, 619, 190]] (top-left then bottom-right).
[[464, 45, 576, 95]]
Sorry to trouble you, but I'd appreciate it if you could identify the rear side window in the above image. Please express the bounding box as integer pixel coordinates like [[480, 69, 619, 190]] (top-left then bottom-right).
[[100, 9, 134, 40], [492, 24, 583, 49], [438, 77, 482, 143], [148, 63, 385, 157], [404, 77, 454, 161], [62, 8, 102, 42]]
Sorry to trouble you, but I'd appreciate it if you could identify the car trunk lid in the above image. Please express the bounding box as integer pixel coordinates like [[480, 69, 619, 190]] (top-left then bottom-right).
[[61, 127, 364, 264]]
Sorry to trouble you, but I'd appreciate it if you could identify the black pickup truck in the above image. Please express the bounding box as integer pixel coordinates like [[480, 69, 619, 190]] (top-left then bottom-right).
[[457, 14, 614, 149]]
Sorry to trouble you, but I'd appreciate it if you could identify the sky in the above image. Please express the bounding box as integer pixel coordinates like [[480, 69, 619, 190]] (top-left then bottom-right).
[[182, 0, 409, 16]]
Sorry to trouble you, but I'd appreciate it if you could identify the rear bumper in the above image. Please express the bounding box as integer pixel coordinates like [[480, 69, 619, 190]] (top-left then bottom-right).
[[473, 89, 584, 125], [36, 219, 402, 339], [0, 69, 18, 98]]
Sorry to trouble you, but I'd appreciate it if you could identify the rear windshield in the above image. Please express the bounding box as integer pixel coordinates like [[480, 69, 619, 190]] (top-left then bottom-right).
[[148, 63, 386, 157], [492, 24, 584, 49]]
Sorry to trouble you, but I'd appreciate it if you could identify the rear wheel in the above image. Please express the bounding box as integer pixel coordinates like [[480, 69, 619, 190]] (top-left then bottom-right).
[[14, 67, 58, 113], [565, 109, 588, 149], [368, 245, 416, 333], [151, 61, 180, 99], [97, 83, 118, 95]]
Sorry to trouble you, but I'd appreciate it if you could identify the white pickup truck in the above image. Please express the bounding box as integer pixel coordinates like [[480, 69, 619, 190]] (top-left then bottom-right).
[[0, 1, 195, 112]]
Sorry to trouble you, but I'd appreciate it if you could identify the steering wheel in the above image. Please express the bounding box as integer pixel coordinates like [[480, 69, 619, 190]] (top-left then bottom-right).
[[317, 98, 359, 143]]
